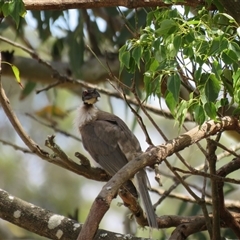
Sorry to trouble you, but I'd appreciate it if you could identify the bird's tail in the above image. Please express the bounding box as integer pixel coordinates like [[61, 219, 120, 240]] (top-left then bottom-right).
[[135, 169, 158, 229]]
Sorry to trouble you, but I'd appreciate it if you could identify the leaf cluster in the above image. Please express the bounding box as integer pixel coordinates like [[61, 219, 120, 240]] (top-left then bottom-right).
[[0, 0, 26, 27], [119, 7, 240, 125]]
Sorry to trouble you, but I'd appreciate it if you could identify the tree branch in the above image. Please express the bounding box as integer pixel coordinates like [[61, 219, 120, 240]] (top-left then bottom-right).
[[0, 188, 150, 240], [23, 0, 208, 11]]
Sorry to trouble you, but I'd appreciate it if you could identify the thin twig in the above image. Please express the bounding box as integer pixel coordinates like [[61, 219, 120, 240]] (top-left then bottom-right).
[[25, 113, 81, 142], [0, 139, 33, 154], [152, 187, 240, 211], [174, 167, 240, 184], [217, 142, 240, 160], [213, 140, 240, 158], [123, 89, 153, 145], [163, 159, 202, 202]]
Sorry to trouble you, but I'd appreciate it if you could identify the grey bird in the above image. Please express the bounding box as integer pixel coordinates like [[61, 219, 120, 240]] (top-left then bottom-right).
[[75, 88, 158, 229]]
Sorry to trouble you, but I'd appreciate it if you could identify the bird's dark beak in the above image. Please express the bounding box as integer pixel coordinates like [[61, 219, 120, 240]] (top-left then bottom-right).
[[82, 89, 100, 104]]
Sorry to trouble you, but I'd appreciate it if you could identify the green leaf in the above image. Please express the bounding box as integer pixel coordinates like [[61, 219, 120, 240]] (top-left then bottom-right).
[[121, 51, 131, 69], [173, 35, 182, 53], [132, 46, 142, 69], [222, 49, 238, 65], [194, 67, 202, 82], [20, 81, 36, 100], [232, 68, 240, 89], [1, 0, 26, 27], [204, 102, 217, 119], [222, 68, 233, 96], [176, 100, 188, 126], [143, 73, 152, 97], [167, 74, 181, 102], [155, 45, 167, 63], [156, 19, 178, 36], [149, 59, 159, 71], [11, 64, 23, 88], [209, 37, 228, 56], [119, 45, 127, 74], [212, 60, 222, 80], [194, 105, 206, 125], [205, 74, 220, 102], [165, 91, 177, 115]]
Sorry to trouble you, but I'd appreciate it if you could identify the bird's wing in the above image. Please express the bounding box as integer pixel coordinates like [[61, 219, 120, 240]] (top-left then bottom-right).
[[80, 119, 138, 197], [80, 119, 129, 176]]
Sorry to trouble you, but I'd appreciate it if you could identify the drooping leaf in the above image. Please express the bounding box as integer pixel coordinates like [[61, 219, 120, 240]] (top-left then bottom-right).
[[204, 102, 217, 120], [132, 45, 142, 70], [120, 50, 131, 69], [20, 82, 36, 100], [9, 64, 23, 89], [167, 74, 181, 102], [165, 91, 177, 115], [205, 74, 220, 102], [194, 105, 206, 125]]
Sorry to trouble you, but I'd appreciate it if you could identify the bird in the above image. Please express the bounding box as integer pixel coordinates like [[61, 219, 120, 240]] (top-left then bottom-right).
[[75, 88, 158, 229]]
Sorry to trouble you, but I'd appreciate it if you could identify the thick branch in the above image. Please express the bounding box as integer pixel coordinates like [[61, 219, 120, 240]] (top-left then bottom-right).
[[23, 0, 206, 11], [1, 186, 240, 240], [0, 188, 147, 240]]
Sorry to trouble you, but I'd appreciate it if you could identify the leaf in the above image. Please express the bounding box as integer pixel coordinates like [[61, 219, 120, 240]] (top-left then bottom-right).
[[167, 74, 181, 102], [173, 35, 182, 53], [233, 68, 240, 88], [120, 51, 131, 69], [205, 74, 220, 102], [132, 46, 142, 69], [11, 64, 23, 88], [176, 100, 188, 126], [149, 59, 159, 71], [194, 67, 202, 82], [20, 82, 36, 100], [209, 36, 228, 56], [222, 68, 233, 96], [165, 91, 177, 115], [194, 105, 206, 125], [222, 49, 238, 65], [204, 102, 217, 120], [1, 0, 26, 27], [212, 60, 222, 80], [156, 19, 178, 36], [143, 73, 152, 97]]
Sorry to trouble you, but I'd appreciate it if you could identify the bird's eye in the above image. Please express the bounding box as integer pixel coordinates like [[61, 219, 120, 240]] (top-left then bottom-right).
[[83, 90, 88, 95]]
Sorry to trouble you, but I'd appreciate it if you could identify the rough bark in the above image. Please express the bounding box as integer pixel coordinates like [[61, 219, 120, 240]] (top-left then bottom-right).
[[22, 0, 207, 11]]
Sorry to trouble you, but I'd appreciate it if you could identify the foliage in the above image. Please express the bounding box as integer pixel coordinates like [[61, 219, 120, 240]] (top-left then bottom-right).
[[119, 7, 240, 125], [0, 0, 26, 27]]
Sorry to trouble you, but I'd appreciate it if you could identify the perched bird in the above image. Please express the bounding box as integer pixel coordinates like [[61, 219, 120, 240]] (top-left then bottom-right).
[[75, 88, 158, 229]]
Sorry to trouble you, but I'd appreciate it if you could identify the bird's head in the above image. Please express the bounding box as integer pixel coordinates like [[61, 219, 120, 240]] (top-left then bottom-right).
[[82, 89, 100, 105]]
